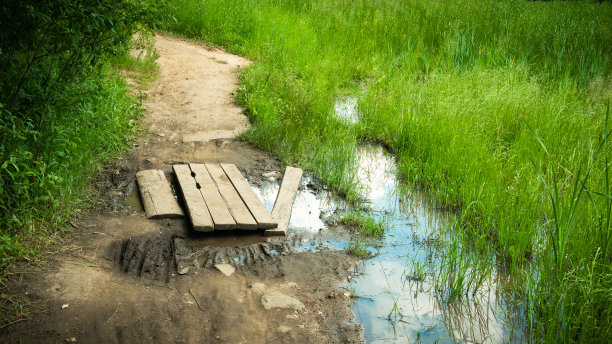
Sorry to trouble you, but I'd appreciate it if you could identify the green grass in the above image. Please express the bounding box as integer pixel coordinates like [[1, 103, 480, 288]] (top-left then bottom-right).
[[342, 210, 384, 236], [165, 0, 612, 342], [110, 32, 160, 88]]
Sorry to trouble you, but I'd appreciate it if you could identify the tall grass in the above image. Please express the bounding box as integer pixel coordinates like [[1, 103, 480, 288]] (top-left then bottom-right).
[[166, 0, 612, 341]]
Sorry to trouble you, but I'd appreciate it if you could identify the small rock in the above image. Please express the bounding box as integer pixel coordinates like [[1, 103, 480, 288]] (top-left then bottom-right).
[[157, 133, 166, 137], [278, 326, 291, 333], [267, 176, 276, 182], [146, 158, 157, 164], [262, 171, 280, 179], [214, 264, 235, 277], [250, 283, 266, 294], [177, 267, 189, 275], [343, 292, 351, 298], [261, 291, 305, 311], [61, 304, 69, 309]]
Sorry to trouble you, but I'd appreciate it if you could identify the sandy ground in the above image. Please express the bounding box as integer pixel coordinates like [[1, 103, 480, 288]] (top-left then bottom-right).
[[1, 35, 361, 344]]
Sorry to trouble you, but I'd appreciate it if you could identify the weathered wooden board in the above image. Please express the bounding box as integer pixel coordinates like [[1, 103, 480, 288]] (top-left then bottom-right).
[[173, 164, 214, 232], [136, 169, 184, 219], [265, 166, 303, 236], [220, 164, 277, 230], [205, 164, 257, 230], [189, 163, 236, 230]]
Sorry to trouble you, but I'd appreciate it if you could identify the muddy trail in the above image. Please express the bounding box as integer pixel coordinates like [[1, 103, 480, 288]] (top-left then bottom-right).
[[0, 35, 361, 344]]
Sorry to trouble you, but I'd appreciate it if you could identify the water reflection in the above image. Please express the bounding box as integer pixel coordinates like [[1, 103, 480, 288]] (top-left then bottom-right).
[[252, 176, 337, 234]]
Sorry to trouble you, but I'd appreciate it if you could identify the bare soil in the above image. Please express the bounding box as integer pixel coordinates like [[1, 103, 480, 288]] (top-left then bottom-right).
[[1, 35, 361, 344]]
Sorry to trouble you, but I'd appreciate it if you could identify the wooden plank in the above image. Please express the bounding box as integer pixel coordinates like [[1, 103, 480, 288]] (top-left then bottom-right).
[[173, 165, 214, 232], [189, 163, 236, 230], [136, 169, 184, 219], [220, 164, 277, 230], [265, 166, 303, 236], [205, 164, 257, 230]]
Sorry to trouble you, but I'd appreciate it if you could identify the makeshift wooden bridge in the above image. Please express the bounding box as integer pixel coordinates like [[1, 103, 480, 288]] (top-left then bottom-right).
[[136, 164, 302, 236]]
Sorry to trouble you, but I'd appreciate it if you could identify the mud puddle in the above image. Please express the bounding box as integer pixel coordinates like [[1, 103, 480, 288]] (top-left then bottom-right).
[[114, 172, 349, 280]]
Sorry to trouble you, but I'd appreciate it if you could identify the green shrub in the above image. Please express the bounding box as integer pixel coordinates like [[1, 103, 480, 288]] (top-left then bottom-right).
[[0, 0, 165, 272]]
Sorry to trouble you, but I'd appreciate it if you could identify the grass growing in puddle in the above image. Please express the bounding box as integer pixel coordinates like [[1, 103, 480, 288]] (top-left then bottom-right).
[[165, 0, 612, 341], [347, 240, 370, 259], [342, 210, 384, 237]]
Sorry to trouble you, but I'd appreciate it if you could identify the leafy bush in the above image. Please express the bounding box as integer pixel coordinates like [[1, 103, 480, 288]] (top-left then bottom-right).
[[0, 0, 165, 271]]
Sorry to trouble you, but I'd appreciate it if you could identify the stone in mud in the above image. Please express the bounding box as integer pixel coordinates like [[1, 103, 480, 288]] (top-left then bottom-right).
[[278, 326, 291, 333], [261, 291, 304, 311], [250, 283, 266, 294], [262, 171, 280, 179], [214, 264, 235, 276]]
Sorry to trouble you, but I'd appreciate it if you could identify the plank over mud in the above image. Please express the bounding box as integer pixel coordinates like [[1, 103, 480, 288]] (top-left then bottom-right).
[[265, 166, 303, 236], [173, 164, 214, 232], [205, 163, 258, 230], [221, 163, 278, 229], [136, 169, 184, 219], [189, 163, 236, 230]]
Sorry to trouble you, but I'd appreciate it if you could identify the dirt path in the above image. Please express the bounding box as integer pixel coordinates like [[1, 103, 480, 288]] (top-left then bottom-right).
[[1, 35, 361, 344]]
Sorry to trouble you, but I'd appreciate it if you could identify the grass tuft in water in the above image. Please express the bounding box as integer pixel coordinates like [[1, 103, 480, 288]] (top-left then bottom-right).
[[347, 240, 370, 258], [342, 210, 384, 237]]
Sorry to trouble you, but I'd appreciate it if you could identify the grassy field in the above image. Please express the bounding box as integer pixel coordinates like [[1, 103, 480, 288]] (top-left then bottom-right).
[[166, 0, 612, 341]]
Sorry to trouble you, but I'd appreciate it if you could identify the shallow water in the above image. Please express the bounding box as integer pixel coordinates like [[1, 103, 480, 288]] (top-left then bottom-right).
[[253, 175, 338, 234], [347, 145, 521, 343], [124, 186, 144, 213], [333, 97, 521, 342]]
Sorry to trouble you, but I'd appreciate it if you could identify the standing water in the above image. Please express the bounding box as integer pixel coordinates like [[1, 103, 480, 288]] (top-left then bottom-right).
[[335, 98, 522, 343]]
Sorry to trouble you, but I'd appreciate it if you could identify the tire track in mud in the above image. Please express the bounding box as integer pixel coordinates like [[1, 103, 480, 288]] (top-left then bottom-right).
[[113, 234, 335, 281]]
